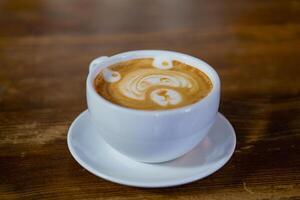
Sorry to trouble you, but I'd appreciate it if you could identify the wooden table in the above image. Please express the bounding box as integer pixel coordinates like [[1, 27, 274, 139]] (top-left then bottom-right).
[[0, 0, 299, 199]]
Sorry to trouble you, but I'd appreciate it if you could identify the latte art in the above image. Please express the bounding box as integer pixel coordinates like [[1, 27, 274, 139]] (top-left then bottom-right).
[[118, 70, 193, 101], [152, 56, 173, 69], [94, 58, 212, 110], [102, 68, 121, 83], [150, 88, 181, 106]]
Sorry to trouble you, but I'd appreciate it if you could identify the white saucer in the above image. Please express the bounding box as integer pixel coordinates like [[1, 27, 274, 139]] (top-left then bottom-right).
[[67, 110, 236, 188]]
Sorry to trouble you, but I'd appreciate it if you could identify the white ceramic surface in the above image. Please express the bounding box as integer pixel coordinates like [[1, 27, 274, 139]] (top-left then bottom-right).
[[87, 50, 221, 163], [67, 110, 236, 188]]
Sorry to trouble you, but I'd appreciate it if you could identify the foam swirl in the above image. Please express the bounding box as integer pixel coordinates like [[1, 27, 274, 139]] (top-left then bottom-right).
[[117, 69, 194, 102]]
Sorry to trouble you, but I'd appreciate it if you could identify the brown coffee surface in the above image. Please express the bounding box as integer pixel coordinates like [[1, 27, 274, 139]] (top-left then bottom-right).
[[94, 58, 212, 110]]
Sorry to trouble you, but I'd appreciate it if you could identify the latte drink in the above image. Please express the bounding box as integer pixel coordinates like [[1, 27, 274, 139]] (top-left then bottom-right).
[[94, 57, 212, 110]]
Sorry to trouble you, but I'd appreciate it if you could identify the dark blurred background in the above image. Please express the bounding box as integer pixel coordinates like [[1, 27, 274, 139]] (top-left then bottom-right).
[[0, 0, 299, 199], [0, 0, 299, 111]]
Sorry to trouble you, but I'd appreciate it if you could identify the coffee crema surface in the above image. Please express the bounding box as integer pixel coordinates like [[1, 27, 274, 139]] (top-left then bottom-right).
[[94, 58, 212, 110]]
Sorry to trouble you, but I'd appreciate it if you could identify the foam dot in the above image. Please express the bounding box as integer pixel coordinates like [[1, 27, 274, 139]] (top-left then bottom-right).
[[102, 68, 121, 83], [153, 56, 173, 69], [150, 88, 181, 106]]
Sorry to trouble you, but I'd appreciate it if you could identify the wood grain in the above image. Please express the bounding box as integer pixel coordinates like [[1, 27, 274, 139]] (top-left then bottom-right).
[[0, 0, 299, 199]]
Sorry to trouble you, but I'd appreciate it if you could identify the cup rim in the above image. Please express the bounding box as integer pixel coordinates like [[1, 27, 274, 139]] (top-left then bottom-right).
[[87, 50, 220, 115]]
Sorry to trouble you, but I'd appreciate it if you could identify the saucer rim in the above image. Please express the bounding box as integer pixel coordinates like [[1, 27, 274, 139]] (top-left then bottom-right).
[[67, 110, 236, 188]]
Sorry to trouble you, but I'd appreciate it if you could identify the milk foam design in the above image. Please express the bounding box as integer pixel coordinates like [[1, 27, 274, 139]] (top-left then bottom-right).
[[103, 68, 121, 83], [150, 89, 181, 106], [118, 70, 193, 102], [94, 58, 212, 110], [153, 56, 173, 69]]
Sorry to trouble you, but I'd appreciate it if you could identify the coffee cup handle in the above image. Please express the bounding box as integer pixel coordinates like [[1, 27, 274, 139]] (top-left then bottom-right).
[[89, 56, 109, 74]]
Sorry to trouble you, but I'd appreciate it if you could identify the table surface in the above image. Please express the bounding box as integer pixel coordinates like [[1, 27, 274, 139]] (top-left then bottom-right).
[[0, 0, 299, 199]]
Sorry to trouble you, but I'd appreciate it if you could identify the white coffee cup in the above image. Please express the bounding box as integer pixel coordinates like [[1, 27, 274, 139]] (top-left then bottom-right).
[[86, 50, 220, 163]]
